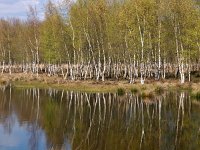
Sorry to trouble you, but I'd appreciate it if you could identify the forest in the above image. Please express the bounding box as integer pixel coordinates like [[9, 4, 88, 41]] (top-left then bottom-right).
[[0, 0, 200, 84]]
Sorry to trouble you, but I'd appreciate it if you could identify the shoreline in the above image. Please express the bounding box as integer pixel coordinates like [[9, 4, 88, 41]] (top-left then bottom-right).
[[0, 73, 199, 95]]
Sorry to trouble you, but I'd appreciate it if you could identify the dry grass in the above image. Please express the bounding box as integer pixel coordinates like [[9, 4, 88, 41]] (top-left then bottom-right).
[[0, 73, 199, 94]]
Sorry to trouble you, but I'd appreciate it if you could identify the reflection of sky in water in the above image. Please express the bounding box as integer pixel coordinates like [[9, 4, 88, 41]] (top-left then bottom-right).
[[0, 113, 46, 150], [64, 139, 71, 150]]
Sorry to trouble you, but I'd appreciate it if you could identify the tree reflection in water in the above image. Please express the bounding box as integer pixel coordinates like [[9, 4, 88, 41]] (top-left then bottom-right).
[[0, 87, 200, 150]]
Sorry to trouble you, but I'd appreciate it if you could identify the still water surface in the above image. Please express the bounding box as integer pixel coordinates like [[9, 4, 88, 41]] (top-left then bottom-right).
[[0, 87, 200, 150]]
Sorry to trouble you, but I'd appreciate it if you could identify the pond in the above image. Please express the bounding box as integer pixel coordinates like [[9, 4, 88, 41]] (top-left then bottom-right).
[[0, 87, 200, 150]]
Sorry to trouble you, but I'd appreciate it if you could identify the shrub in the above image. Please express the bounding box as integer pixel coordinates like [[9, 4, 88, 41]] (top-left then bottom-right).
[[195, 92, 200, 100], [155, 86, 164, 95], [141, 92, 146, 98], [117, 88, 125, 96], [131, 88, 139, 94], [191, 92, 200, 100], [141, 92, 154, 99], [192, 78, 200, 83]]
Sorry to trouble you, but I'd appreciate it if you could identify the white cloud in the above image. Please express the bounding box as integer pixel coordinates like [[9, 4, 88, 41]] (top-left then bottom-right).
[[0, 0, 42, 19], [0, 0, 67, 20]]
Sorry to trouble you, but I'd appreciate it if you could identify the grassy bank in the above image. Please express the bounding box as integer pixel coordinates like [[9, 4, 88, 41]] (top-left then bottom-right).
[[0, 73, 199, 95]]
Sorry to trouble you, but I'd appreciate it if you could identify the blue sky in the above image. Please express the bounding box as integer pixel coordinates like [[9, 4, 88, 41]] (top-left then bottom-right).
[[0, 0, 62, 20]]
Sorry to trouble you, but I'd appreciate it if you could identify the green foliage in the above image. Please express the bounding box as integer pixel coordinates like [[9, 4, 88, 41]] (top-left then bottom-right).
[[40, 3, 65, 63]]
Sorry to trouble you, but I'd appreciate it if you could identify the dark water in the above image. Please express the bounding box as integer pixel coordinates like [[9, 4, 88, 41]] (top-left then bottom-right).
[[0, 87, 200, 150]]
